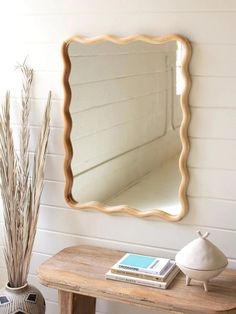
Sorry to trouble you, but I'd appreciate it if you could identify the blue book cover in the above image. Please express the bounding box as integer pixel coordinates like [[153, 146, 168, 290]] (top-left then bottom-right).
[[113, 253, 171, 275], [120, 254, 156, 269]]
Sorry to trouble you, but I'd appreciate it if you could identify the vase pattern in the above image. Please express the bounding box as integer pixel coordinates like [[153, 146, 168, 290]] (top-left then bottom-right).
[[0, 283, 45, 314]]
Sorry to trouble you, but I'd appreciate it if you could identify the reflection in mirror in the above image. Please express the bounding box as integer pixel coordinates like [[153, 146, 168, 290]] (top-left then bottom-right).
[[63, 35, 191, 220]]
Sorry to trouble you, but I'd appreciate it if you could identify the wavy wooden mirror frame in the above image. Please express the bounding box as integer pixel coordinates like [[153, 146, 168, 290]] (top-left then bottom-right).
[[62, 34, 192, 221]]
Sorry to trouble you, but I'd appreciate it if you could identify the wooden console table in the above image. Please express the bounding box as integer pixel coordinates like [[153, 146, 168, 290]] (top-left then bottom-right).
[[37, 245, 236, 314]]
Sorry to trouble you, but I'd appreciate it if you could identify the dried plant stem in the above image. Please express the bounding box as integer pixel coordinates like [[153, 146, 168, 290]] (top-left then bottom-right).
[[0, 62, 51, 288]]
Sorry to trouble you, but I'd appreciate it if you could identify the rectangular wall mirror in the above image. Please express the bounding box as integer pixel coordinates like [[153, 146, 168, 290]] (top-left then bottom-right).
[[62, 35, 191, 221]]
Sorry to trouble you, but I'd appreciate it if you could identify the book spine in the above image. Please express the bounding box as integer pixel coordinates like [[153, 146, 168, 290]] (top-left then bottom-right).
[[118, 264, 165, 276], [106, 272, 167, 289], [111, 269, 164, 281]]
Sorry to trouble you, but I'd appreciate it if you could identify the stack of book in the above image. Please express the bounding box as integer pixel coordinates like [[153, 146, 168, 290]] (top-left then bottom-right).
[[106, 253, 179, 289]]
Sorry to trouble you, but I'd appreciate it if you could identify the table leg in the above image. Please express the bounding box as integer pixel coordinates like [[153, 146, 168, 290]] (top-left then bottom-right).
[[58, 290, 96, 314]]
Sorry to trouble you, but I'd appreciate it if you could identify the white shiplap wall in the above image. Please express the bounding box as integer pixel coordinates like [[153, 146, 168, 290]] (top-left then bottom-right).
[[0, 1, 236, 313]]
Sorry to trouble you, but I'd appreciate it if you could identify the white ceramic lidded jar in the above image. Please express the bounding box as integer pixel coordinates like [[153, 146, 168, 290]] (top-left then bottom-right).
[[175, 231, 228, 291]]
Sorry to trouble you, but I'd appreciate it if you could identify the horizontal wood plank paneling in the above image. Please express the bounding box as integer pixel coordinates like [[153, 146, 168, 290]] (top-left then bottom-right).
[[186, 197, 236, 230], [71, 93, 165, 140], [189, 139, 236, 170], [10, 136, 236, 185], [44, 154, 64, 181], [190, 76, 236, 108], [70, 55, 165, 85], [72, 109, 166, 173], [72, 133, 180, 203], [1, 2, 236, 314], [70, 75, 166, 113], [188, 168, 236, 201], [1, 218, 236, 259], [41, 181, 67, 207], [191, 44, 236, 77], [21, 13, 236, 44], [12, 126, 63, 155], [38, 167, 236, 208], [21, 0, 236, 15], [189, 108, 236, 139], [6, 69, 63, 99], [2, 197, 236, 237], [69, 40, 175, 56], [10, 98, 63, 128], [36, 200, 236, 234]]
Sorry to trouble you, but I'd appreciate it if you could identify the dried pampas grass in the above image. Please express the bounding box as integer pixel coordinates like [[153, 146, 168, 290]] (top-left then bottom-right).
[[0, 61, 51, 288]]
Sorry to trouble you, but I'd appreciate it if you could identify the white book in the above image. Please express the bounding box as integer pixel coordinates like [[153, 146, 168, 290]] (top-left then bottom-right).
[[111, 253, 171, 276], [106, 266, 180, 290], [111, 260, 176, 281]]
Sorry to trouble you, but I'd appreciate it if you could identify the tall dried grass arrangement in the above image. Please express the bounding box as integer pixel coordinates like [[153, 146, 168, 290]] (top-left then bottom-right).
[[0, 61, 51, 288]]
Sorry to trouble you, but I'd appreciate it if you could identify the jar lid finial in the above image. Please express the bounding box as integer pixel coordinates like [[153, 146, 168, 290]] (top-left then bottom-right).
[[197, 230, 210, 239]]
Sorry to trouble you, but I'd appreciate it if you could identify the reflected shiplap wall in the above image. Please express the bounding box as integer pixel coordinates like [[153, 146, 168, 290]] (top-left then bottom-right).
[[0, 1, 236, 314], [69, 41, 181, 203]]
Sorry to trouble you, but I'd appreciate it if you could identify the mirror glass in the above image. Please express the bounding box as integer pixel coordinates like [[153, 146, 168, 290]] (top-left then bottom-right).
[[67, 39, 186, 215]]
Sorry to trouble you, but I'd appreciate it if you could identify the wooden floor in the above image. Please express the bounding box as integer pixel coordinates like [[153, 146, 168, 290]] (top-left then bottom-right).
[[38, 245, 236, 314]]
